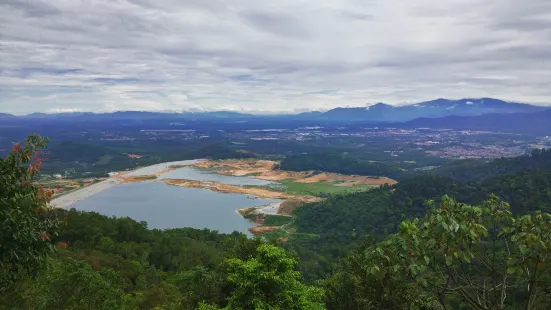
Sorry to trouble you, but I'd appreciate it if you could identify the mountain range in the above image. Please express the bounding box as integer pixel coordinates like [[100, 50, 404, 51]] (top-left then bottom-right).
[[1, 98, 548, 123], [306, 98, 546, 122], [404, 108, 551, 135]]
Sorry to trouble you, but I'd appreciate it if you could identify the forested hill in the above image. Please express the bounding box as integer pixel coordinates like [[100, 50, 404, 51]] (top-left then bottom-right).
[[277, 152, 408, 180], [279, 149, 551, 183], [288, 151, 551, 278], [294, 169, 551, 241], [294, 149, 551, 240], [1, 209, 270, 309], [432, 148, 551, 182]]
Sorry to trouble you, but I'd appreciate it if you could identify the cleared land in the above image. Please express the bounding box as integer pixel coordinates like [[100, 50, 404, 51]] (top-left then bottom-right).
[[162, 179, 320, 202], [192, 159, 397, 185], [49, 178, 122, 208]]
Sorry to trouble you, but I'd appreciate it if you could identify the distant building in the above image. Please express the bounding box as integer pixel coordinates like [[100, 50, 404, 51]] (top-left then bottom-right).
[[53, 174, 63, 179]]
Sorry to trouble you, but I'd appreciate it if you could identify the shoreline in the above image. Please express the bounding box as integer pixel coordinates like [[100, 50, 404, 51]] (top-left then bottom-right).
[[162, 178, 320, 202], [49, 159, 203, 209]]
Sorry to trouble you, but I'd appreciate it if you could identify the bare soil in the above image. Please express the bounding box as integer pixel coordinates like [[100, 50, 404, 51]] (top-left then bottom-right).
[[248, 226, 281, 235], [192, 159, 397, 186], [162, 179, 320, 202]]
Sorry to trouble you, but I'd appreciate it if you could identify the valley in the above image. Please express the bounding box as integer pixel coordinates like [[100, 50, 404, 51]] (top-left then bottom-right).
[[3, 100, 551, 309], [49, 158, 395, 235]]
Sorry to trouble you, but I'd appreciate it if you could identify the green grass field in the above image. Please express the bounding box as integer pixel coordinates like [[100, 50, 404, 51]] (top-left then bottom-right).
[[133, 175, 157, 181], [96, 154, 113, 165], [281, 179, 375, 197], [262, 215, 293, 226]]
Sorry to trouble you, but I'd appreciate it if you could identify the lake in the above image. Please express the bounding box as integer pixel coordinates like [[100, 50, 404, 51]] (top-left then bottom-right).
[[160, 167, 274, 186], [69, 181, 280, 234]]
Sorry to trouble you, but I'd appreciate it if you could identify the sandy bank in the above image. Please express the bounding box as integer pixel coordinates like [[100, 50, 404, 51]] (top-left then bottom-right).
[[162, 178, 320, 202], [248, 226, 281, 235], [49, 159, 205, 208], [49, 178, 122, 209], [124, 159, 203, 177], [192, 159, 397, 185]]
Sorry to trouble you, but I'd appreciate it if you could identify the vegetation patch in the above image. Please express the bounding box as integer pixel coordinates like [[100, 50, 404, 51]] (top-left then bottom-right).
[[282, 179, 374, 197], [262, 215, 293, 226], [132, 175, 157, 181], [240, 208, 293, 226], [96, 154, 113, 165], [168, 164, 188, 169]]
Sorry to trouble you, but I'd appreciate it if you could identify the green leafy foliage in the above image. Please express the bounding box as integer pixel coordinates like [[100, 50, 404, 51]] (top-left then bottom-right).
[[16, 259, 125, 310], [207, 244, 325, 310], [0, 134, 60, 291], [2, 207, 324, 309], [357, 195, 551, 309]]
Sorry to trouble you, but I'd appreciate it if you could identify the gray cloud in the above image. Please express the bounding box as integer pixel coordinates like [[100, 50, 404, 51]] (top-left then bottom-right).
[[0, 0, 550, 114]]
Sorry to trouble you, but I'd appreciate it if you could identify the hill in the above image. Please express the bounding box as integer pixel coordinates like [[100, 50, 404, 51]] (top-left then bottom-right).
[[287, 149, 551, 276], [319, 98, 544, 122], [405, 108, 551, 134], [0, 113, 17, 120]]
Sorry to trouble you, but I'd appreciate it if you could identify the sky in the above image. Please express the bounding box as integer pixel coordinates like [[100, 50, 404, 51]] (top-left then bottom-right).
[[1, 0, 550, 114]]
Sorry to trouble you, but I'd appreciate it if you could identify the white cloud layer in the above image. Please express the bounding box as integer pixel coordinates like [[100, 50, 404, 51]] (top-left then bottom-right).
[[1, 0, 550, 114]]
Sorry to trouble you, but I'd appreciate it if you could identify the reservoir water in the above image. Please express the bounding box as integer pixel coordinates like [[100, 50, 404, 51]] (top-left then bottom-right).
[[160, 167, 274, 186], [68, 167, 281, 234]]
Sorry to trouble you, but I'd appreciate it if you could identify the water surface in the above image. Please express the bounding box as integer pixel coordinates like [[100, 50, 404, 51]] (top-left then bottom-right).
[[160, 167, 274, 186], [69, 182, 279, 234]]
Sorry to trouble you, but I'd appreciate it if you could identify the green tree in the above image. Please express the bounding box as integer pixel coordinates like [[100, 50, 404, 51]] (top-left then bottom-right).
[[201, 244, 325, 310], [364, 195, 551, 309], [324, 238, 442, 310], [0, 134, 59, 291], [19, 259, 125, 310]]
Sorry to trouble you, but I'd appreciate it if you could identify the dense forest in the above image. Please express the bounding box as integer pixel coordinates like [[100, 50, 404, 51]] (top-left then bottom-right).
[[277, 152, 409, 180], [2, 209, 320, 309], [288, 154, 551, 279], [433, 149, 551, 182], [2, 135, 551, 309]]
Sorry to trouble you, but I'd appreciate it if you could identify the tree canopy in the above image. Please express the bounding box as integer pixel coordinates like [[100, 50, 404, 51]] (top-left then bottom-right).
[[0, 134, 59, 291]]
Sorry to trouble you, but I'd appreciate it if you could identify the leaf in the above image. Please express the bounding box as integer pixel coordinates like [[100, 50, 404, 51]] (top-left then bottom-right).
[[507, 267, 517, 274], [445, 256, 453, 266]]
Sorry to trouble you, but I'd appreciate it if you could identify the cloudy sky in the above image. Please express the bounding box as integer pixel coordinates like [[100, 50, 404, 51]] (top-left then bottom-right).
[[1, 0, 550, 114]]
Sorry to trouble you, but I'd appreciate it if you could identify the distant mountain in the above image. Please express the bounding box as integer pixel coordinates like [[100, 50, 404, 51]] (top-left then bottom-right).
[[186, 111, 255, 119], [22, 112, 96, 119], [318, 98, 546, 122], [5, 98, 548, 123], [404, 109, 551, 134], [0, 113, 17, 120]]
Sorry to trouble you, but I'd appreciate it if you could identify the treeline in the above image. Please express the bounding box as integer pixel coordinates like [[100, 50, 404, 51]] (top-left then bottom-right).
[[288, 152, 551, 282], [277, 152, 408, 180], [292, 169, 551, 248], [1, 210, 321, 309]]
